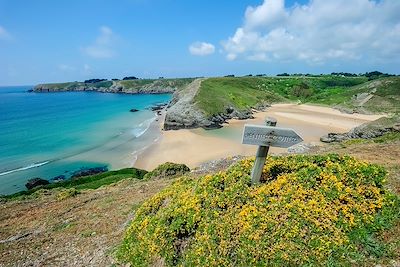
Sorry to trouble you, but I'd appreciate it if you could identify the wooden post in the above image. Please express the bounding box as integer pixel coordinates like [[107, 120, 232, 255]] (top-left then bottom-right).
[[250, 117, 277, 185]]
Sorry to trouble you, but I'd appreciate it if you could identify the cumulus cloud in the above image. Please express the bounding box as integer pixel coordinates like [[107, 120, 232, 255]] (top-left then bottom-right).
[[222, 0, 400, 64], [189, 42, 215, 56], [82, 26, 116, 59], [0, 25, 12, 40]]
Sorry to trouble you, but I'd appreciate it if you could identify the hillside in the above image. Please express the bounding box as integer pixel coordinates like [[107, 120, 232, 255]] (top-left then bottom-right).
[[1, 133, 400, 266], [164, 76, 399, 130], [34, 78, 195, 94]]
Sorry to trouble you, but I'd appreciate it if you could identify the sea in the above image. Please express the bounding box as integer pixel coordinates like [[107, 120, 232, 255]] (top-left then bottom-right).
[[0, 86, 171, 195]]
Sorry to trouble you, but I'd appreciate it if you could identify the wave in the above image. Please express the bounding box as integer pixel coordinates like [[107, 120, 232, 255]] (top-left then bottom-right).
[[131, 116, 156, 138], [0, 161, 50, 176]]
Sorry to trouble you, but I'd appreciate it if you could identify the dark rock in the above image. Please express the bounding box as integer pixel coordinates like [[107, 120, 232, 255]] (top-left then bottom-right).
[[50, 175, 66, 183], [150, 103, 168, 111], [320, 116, 400, 143], [71, 166, 108, 179], [27, 89, 34, 93], [226, 107, 234, 114], [129, 108, 139, 112], [25, 178, 50, 190]]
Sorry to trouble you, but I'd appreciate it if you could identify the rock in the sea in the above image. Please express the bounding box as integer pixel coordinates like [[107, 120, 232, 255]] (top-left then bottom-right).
[[150, 103, 167, 111], [51, 175, 66, 183], [71, 166, 108, 179], [129, 108, 139, 112], [25, 178, 50, 190]]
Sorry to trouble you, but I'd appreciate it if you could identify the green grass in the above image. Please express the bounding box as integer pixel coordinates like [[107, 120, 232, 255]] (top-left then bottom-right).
[[1, 168, 147, 200], [119, 79, 156, 89], [195, 77, 285, 116], [194, 76, 400, 117], [143, 162, 190, 180], [118, 78, 195, 91]]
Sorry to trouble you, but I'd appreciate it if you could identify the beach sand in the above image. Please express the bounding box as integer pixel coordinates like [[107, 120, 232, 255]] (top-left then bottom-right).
[[134, 104, 383, 170]]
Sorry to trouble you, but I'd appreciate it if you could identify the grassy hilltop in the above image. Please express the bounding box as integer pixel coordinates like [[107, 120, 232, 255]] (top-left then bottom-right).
[[195, 75, 400, 117], [164, 74, 399, 130]]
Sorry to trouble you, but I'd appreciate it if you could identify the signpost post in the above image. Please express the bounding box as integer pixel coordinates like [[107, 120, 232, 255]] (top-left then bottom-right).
[[242, 117, 303, 185]]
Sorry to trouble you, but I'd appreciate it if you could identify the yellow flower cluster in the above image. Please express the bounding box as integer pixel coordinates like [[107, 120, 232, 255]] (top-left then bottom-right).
[[118, 154, 396, 266]]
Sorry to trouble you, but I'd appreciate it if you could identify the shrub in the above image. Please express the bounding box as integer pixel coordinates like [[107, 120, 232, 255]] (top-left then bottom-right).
[[118, 154, 399, 266], [144, 162, 190, 180]]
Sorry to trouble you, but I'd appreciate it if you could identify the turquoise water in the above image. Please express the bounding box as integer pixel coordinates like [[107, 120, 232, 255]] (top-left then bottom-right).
[[0, 86, 171, 195]]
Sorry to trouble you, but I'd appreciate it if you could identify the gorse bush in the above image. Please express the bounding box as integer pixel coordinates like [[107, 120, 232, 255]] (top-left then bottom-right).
[[118, 154, 399, 266], [144, 162, 190, 180]]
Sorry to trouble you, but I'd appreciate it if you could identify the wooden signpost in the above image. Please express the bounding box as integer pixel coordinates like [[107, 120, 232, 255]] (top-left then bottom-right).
[[242, 117, 303, 185]]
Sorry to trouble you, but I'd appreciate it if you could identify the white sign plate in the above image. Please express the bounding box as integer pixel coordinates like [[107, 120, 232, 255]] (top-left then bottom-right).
[[242, 124, 303, 148]]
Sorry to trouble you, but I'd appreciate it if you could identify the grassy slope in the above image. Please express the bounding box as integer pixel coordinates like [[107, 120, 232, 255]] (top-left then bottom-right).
[[2, 168, 147, 200], [195, 76, 399, 116], [119, 78, 194, 90], [195, 77, 286, 116]]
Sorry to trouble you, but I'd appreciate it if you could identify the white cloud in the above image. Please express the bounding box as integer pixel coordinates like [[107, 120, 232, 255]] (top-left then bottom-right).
[[82, 26, 116, 59], [189, 42, 215, 56], [0, 25, 12, 40], [222, 0, 400, 65]]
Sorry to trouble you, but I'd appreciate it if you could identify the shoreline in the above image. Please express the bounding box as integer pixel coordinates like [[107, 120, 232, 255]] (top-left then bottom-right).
[[133, 104, 384, 170]]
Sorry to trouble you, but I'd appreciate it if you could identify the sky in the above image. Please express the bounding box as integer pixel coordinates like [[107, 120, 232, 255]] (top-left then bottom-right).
[[0, 0, 399, 85]]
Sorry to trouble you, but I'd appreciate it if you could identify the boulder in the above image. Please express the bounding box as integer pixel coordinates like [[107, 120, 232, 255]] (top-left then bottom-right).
[[129, 108, 139, 112], [25, 178, 50, 190], [71, 166, 108, 179], [51, 175, 66, 183]]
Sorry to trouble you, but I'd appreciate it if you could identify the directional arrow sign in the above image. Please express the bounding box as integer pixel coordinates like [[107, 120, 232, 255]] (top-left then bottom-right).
[[242, 124, 303, 148]]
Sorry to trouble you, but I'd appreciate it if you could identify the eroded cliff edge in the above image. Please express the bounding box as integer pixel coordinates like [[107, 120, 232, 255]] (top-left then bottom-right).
[[34, 78, 194, 94]]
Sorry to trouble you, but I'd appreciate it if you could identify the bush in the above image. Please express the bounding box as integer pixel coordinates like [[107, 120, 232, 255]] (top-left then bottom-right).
[[144, 162, 190, 180], [118, 154, 399, 266]]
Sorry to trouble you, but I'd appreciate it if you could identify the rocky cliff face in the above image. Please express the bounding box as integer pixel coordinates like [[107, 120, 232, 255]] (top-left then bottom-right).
[[163, 79, 270, 130], [33, 79, 190, 94], [320, 116, 400, 143], [163, 79, 213, 130]]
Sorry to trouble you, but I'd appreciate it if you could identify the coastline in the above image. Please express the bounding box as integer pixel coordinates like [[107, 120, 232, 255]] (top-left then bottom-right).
[[133, 104, 384, 170]]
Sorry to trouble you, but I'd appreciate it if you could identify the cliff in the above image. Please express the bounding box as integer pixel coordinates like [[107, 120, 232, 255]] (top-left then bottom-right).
[[34, 78, 195, 94], [164, 76, 400, 130]]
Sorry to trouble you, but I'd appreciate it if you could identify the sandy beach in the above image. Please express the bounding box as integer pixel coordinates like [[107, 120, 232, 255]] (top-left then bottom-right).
[[134, 104, 383, 170]]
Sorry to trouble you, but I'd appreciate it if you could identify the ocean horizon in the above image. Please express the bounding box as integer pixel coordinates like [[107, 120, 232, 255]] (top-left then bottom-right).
[[0, 86, 171, 195]]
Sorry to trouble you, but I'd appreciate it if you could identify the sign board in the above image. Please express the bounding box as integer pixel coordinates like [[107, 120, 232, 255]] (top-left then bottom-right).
[[242, 124, 303, 148]]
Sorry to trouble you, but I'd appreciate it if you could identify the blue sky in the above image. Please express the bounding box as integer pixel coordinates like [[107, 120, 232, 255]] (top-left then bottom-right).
[[0, 0, 399, 85]]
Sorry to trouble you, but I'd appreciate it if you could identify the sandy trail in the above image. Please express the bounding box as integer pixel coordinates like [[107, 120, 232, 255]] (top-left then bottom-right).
[[134, 104, 383, 170]]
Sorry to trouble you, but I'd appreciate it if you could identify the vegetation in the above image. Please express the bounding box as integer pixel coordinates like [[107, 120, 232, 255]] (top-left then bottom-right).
[[144, 162, 190, 180], [195, 77, 285, 116], [118, 154, 399, 266], [1, 168, 147, 200], [195, 76, 400, 116]]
